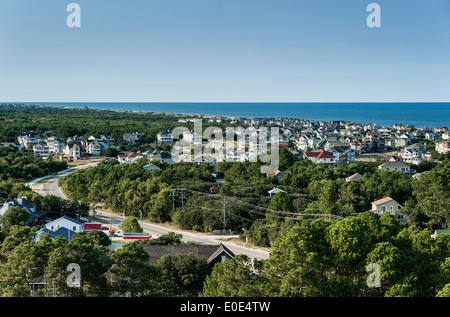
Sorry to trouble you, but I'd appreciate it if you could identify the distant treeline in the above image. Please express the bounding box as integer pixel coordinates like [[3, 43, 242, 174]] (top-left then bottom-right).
[[0, 104, 181, 143], [0, 104, 238, 147]]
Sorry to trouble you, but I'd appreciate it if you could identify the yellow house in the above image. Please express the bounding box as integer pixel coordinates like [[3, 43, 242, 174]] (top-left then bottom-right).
[[371, 197, 408, 223]]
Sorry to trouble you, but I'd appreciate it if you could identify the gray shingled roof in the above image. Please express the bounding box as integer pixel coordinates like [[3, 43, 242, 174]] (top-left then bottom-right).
[[142, 244, 235, 265], [379, 161, 409, 168], [345, 173, 363, 181]]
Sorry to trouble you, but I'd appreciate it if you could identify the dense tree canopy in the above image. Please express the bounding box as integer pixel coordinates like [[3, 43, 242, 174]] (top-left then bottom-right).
[[201, 213, 450, 297], [0, 146, 67, 182]]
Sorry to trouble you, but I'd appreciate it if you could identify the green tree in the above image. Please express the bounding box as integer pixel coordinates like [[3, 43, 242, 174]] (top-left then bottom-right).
[[105, 147, 119, 157], [371, 140, 378, 152], [136, 232, 183, 246], [268, 191, 293, 213], [148, 189, 172, 222], [72, 230, 111, 247], [437, 283, 450, 297], [258, 213, 447, 297], [0, 206, 30, 233], [410, 161, 450, 230], [1, 225, 37, 252], [262, 218, 333, 296], [278, 148, 295, 171], [63, 238, 112, 297], [119, 217, 143, 233], [200, 255, 265, 297], [108, 242, 161, 296], [157, 253, 210, 296], [0, 242, 36, 297], [45, 243, 72, 296]]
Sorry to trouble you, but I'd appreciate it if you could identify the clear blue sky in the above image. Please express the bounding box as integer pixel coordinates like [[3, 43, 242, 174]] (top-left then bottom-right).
[[0, 0, 449, 102]]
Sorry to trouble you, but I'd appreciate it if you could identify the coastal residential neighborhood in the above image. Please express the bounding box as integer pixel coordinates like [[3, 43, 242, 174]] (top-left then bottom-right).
[[13, 116, 450, 174], [0, 104, 449, 299], [5, 114, 449, 233]]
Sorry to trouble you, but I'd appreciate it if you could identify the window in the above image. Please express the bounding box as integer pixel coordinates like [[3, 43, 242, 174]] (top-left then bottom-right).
[[380, 206, 386, 212], [390, 206, 394, 211], [73, 226, 76, 231], [221, 255, 227, 263]]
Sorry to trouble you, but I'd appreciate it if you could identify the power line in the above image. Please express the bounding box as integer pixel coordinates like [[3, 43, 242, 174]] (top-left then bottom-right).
[[170, 188, 344, 221]]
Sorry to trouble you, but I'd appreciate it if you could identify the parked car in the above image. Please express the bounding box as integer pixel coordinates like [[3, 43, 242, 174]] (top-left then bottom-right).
[[101, 226, 110, 236]]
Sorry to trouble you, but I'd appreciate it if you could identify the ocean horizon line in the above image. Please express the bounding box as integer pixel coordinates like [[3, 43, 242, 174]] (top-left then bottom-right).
[[7, 101, 450, 104], [3, 101, 449, 129]]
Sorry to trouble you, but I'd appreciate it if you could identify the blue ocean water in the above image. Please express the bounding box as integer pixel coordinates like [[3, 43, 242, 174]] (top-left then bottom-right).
[[38, 102, 449, 129]]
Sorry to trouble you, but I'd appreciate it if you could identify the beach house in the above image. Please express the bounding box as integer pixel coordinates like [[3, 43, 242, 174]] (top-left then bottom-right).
[[157, 131, 174, 144], [117, 152, 145, 164], [436, 141, 450, 155], [33, 143, 50, 158], [64, 143, 81, 159], [0, 196, 44, 227], [122, 132, 143, 144], [378, 161, 411, 174], [371, 197, 408, 223], [35, 216, 84, 242], [303, 150, 336, 165]]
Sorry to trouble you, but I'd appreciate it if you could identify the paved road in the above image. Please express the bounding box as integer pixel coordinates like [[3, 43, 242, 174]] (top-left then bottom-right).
[[28, 162, 99, 199], [94, 210, 270, 260], [28, 163, 271, 260]]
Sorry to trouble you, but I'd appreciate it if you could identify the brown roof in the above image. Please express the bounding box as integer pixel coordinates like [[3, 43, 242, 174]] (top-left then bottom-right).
[[266, 170, 291, 177], [304, 151, 320, 157], [305, 151, 334, 159], [316, 151, 334, 159], [371, 197, 394, 205]]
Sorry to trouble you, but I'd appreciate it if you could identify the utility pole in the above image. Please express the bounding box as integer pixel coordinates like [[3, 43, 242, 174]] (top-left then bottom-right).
[[181, 189, 184, 210], [223, 195, 226, 229], [172, 190, 175, 210]]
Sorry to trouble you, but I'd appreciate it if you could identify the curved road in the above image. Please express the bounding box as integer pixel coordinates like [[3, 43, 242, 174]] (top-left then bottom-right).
[[28, 163, 270, 260]]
